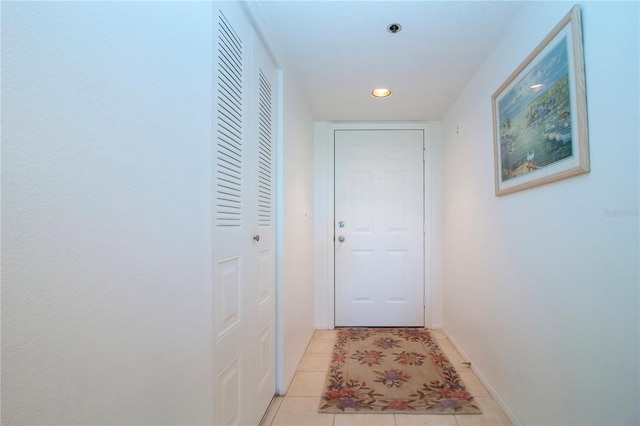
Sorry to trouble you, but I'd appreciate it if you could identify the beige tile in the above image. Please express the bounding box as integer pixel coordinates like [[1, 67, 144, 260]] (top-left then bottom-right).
[[395, 413, 458, 426], [458, 372, 489, 397], [259, 396, 283, 426], [454, 397, 511, 425], [271, 396, 334, 426], [286, 371, 327, 397], [333, 413, 396, 425], [434, 339, 457, 354], [428, 329, 447, 339], [298, 353, 332, 372], [435, 337, 451, 344], [313, 329, 338, 340], [444, 352, 470, 371], [307, 338, 336, 354]]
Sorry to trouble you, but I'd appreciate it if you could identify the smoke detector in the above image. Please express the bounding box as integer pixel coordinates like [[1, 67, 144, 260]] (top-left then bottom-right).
[[387, 23, 402, 34]]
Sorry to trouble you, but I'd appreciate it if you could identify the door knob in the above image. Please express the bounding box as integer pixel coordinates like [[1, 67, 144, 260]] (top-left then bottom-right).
[[253, 234, 260, 242], [338, 236, 345, 242]]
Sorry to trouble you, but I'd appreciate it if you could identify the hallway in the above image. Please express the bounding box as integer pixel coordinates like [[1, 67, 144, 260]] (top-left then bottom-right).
[[260, 330, 510, 426], [1, 1, 638, 425]]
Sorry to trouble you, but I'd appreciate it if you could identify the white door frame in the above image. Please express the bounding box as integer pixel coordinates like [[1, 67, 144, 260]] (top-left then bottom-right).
[[314, 122, 434, 330]]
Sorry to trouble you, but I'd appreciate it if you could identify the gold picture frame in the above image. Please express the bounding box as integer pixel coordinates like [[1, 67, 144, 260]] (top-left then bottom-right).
[[492, 5, 589, 196]]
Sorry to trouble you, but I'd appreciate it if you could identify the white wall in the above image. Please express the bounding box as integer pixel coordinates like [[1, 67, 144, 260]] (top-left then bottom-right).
[[1, 3, 214, 424], [441, 2, 639, 425], [278, 71, 316, 392]]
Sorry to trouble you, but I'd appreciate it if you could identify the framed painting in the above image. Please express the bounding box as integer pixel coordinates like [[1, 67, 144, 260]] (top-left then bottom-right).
[[492, 5, 589, 196]]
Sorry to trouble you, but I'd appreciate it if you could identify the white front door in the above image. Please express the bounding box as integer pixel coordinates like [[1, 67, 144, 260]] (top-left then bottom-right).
[[334, 130, 425, 327]]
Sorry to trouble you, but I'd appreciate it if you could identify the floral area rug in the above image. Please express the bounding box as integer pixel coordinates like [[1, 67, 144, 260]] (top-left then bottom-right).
[[318, 328, 482, 414]]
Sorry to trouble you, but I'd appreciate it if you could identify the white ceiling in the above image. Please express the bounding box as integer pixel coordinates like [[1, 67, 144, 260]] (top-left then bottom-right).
[[246, 1, 529, 121]]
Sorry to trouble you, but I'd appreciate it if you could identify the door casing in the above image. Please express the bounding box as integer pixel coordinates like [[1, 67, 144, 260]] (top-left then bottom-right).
[[313, 122, 434, 330]]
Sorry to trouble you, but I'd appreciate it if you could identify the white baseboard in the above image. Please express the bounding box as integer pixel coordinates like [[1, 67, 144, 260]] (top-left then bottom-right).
[[442, 327, 522, 426]]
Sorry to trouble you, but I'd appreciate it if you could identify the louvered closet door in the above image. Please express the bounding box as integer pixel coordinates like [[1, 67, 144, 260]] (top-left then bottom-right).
[[250, 32, 277, 417], [213, 4, 251, 426], [213, 3, 277, 426]]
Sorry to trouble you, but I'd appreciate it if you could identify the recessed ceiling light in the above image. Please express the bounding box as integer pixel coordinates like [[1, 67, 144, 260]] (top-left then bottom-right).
[[372, 88, 392, 98]]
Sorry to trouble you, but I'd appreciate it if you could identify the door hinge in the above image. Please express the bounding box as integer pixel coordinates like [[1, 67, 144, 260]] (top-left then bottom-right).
[[423, 149, 426, 162]]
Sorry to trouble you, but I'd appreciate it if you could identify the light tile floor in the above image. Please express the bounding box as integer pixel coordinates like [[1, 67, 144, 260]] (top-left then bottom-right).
[[260, 329, 511, 426]]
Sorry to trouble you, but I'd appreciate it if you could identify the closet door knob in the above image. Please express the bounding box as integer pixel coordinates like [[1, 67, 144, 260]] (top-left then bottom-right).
[[253, 234, 260, 242]]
